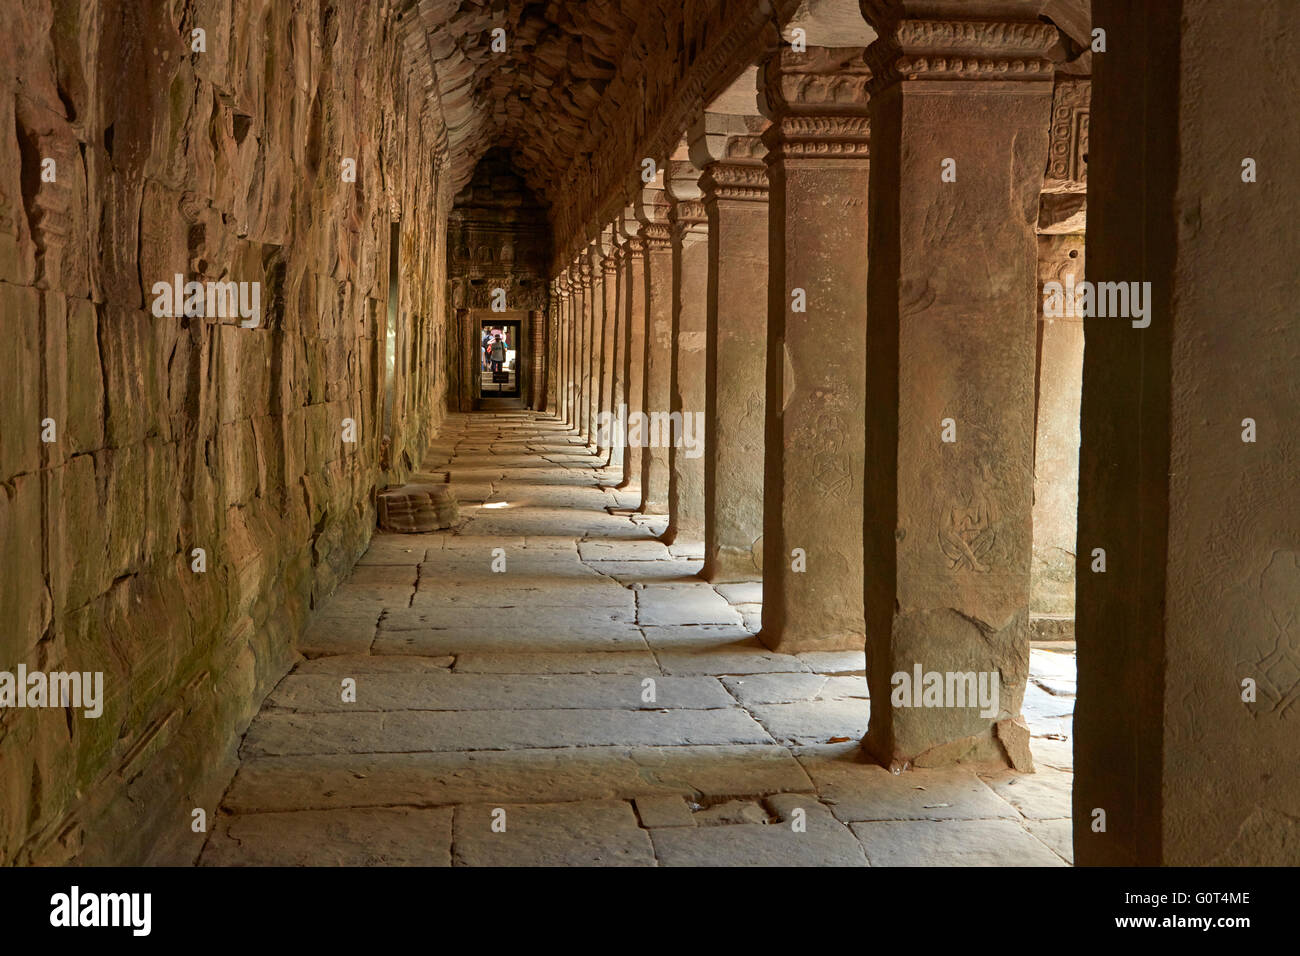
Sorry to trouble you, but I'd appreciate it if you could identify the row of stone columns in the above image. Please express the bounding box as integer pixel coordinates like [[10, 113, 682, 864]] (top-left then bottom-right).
[[547, 1, 1058, 774]]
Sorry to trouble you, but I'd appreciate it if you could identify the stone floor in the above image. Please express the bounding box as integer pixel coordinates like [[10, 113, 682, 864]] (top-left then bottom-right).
[[200, 411, 1076, 867]]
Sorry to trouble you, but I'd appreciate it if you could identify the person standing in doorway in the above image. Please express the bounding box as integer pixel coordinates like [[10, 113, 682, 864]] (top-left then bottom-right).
[[489, 332, 507, 373]]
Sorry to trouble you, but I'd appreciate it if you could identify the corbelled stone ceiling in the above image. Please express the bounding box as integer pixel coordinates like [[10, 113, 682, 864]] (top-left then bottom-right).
[[407, 0, 655, 209]]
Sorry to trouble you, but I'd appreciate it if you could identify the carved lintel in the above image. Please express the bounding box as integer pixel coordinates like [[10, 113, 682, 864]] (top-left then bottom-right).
[[865, 17, 1056, 93]]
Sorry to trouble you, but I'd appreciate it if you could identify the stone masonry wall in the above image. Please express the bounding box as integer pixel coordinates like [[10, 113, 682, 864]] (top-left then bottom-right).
[[0, 0, 449, 864]]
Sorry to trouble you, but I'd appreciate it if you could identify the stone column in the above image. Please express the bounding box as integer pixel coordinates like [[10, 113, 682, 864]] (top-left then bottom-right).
[[587, 243, 605, 449], [1032, 234, 1084, 629], [635, 177, 673, 515], [692, 113, 770, 582], [617, 205, 648, 493], [757, 46, 871, 652], [577, 255, 594, 441], [606, 228, 627, 475], [550, 278, 566, 415], [859, 2, 1055, 769], [1076, 0, 1300, 866], [565, 261, 582, 430], [663, 159, 709, 545], [599, 227, 621, 465], [556, 274, 572, 424], [1031, 76, 1089, 637]]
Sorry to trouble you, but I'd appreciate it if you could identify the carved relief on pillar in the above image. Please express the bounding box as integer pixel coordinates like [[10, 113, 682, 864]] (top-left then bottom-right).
[[760, 47, 872, 158], [1044, 77, 1090, 188], [700, 162, 771, 203], [861, 7, 1057, 92], [639, 222, 674, 250]]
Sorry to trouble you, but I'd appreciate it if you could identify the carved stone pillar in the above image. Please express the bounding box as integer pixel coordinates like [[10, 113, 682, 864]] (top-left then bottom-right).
[[565, 261, 583, 429], [758, 46, 871, 652], [599, 227, 621, 466], [635, 178, 674, 515], [1076, 0, 1300, 866], [606, 229, 627, 474], [664, 159, 709, 545], [1032, 76, 1089, 637], [692, 114, 770, 582], [577, 255, 594, 441], [587, 239, 607, 450], [551, 277, 568, 416], [617, 206, 648, 493], [859, 2, 1055, 768]]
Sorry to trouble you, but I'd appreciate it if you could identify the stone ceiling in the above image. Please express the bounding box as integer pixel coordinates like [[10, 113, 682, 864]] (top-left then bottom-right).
[[400, 0, 1090, 263], [406, 0, 654, 206]]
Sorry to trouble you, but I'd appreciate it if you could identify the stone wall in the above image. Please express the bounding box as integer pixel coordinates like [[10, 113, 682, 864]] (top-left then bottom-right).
[[0, 0, 449, 864]]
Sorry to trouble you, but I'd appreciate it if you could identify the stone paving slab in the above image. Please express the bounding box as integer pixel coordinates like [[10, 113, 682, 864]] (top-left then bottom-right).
[[979, 767, 1074, 820], [263, 673, 734, 712], [1028, 734, 1073, 771], [1023, 682, 1075, 720], [452, 651, 660, 674], [634, 795, 696, 827], [294, 655, 455, 674], [1026, 817, 1073, 863], [453, 801, 655, 866], [714, 582, 762, 604], [300, 613, 380, 657], [747, 699, 870, 746], [579, 538, 672, 561], [356, 536, 442, 565], [372, 620, 647, 655], [797, 650, 867, 675], [223, 744, 814, 813], [242, 707, 776, 756], [588, 561, 705, 585], [850, 820, 1066, 866], [199, 808, 453, 866], [411, 580, 633, 610], [381, 602, 636, 631], [796, 745, 1021, 823], [637, 584, 744, 626], [821, 676, 869, 699], [722, 673, 829, 706], [651, 803, 868, 867]]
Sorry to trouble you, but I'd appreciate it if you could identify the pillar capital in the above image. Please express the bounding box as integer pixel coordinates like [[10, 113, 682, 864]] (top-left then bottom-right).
[[616, 203, 647, 259], [699, 161, 770, 204], [690, 112, 770, 204], [759, 47, 872, 158], [667, 160, 709, 241], [634, 181, 673, 250], [861, 3, 1056, 94]]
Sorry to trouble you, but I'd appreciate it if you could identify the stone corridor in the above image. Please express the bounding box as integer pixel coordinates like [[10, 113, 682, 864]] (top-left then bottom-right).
[[5, 0, 1295, 872], [200, 412, 1074, 866]]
